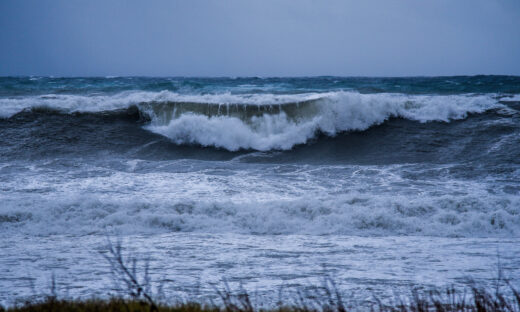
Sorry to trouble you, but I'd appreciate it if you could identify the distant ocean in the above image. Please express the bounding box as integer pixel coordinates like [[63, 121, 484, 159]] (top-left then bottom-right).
[[1, 76, 519, 305]]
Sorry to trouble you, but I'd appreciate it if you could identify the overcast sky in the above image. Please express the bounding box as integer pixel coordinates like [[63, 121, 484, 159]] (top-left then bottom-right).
[[1, 0, 519, 77]]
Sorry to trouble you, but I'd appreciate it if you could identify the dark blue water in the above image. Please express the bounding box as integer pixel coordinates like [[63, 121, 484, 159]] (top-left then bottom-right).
[[1, 75, 520, 96]]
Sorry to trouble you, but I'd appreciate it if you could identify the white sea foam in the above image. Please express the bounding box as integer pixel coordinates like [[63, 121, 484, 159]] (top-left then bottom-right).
[[2, 182, 519, 237], [1, 161, 519, 237], [504, 94, 520, 101]]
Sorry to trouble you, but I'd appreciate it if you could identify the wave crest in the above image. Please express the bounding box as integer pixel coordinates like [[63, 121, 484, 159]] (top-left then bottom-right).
[[144, 92, 500, 151]]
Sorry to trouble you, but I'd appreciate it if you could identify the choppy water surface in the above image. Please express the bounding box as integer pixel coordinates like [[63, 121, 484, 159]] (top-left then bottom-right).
[[1, 76, 519, 306]]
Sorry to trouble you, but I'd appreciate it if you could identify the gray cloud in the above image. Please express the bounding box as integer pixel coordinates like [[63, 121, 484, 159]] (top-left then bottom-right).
[[1, 0, 519, 76]]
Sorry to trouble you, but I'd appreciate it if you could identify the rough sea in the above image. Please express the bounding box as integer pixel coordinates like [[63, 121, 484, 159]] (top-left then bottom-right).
[[1, 76, 519, 306]]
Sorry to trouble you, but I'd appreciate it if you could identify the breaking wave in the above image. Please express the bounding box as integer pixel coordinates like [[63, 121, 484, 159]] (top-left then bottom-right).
[[2, 184, 519, 237], [0, 91, 504, 151]]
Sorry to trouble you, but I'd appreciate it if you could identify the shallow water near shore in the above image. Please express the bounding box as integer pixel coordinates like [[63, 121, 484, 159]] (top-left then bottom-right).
[[1, 233, 519, 307]]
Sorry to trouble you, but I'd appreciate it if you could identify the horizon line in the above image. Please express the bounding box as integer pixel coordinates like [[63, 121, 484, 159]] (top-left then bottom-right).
[[1, 74, 519, 79]]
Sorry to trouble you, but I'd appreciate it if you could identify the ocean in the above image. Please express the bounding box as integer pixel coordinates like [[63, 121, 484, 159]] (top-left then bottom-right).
[[1, 76, 519, 306]]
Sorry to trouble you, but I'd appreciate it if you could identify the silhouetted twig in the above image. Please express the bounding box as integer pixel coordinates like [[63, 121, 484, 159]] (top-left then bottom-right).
[[101, 237, 158, 311]]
